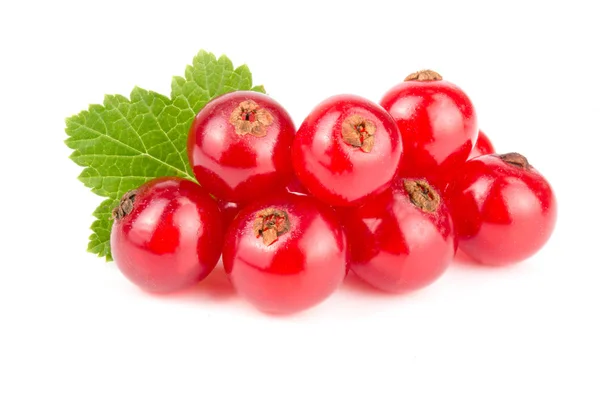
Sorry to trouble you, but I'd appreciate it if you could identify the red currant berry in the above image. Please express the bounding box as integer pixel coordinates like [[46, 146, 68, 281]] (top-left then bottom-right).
[[188, 91, 295, 204], [111, 177, 223, 293], [292, 94, 403, 207], [469, 130, 495, 159], [380, 70, 477, 186], [437, 130, 497, 194], [222, 194, 347, 314], [216, 198, 240, 231], [447, 153, 557, 265], [344, 179, 455, 293]]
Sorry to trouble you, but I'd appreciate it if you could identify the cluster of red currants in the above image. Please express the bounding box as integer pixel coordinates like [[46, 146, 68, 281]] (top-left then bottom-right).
[[111, 70, 557, 314]]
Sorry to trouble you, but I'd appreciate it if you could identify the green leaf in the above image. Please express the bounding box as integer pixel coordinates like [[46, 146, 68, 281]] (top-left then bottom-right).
[[87, 199, 114, 261], [65, 50, 264, 261]]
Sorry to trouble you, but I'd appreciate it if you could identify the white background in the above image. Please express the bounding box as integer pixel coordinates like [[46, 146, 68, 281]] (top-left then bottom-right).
[[1, 1, 598, 399]]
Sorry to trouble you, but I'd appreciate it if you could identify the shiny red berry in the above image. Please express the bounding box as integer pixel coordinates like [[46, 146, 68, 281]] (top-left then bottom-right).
[[469, 130, 495, 159], [380, 70, 477, 186], [216, 198, 240, 231], [188, 91, 295, 204], [344, 179, 455, 293], [292, 94, 403, 207], [447, 153, 557, 265], [223, 194, 347, 314], [437, 130, 497, 194], [111, 177, 223, 293]]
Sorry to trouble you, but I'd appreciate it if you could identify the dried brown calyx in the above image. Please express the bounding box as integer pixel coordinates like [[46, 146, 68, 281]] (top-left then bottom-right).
[[497, 152, 531, 170], [403, 179, 441, 213], [404, 69, 443, 82], [253, 208, 291, 246], [112, 190, 137, 221], [229, 100, 274, 137], [341, 114, 376, 152]]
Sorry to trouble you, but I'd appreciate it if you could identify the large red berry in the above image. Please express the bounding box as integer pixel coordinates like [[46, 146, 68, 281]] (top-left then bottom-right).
[[447, 153, 557, 265], [469, 130, 495, 159], [111, 177, 223, 293], [188, 91, 295, 204], [292, 94, 403, 207], [344, 179, 455, 293], [223, 194, 347, 314], [380, 70, 477, 185]]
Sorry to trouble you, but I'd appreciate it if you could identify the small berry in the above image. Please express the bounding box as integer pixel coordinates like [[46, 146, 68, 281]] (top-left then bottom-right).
[[292, 94, 403, 207], [447, 153, 557, 265], [344, 179, 455, 293], [469, 130, 495, 159], [188, 91, 295, 204], [381, 69, 477, 186], [110, 177, 223, 293], [216, 198, 241, 231], [223, 194, 347, 314]]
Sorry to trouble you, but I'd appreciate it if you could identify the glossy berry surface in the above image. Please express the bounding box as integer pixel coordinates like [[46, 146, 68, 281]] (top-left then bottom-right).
[[292, 94, 403, 207], [469, 130, 495, 159], [188, 91, 295, 204], [216, 198, 240, 231], [447, 153, 557, 265], [223, 194, 347, 314], [344, 179, 455, 293], [437, 130, 496, 194], [380, 70, 477, 185], [111, 177, 223, 293]]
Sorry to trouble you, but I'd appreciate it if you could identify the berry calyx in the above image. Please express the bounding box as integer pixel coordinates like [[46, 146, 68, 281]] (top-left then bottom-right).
[[404, 69, 443, 82], [112, 189, 137, 220], [253, 208, 290, 245], [229, 99, 274, 137], [403, 179, 440, 213], [341, 114, 376, 152], [497, 152, 530, 169]]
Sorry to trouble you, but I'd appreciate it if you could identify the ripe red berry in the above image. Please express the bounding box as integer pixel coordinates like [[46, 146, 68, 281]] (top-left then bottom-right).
[[437, 130, 497, 194], [447, 153, 557, 265], [188, 91, 295, 204], [222, 194, 347, 314], [380, 70, 477, 185], [216, 198, 240, 231], [469, 130, 495, 159], [344, 179, 455, 293], [292, 94, 403, 207], [110, 177, 223, 293]]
